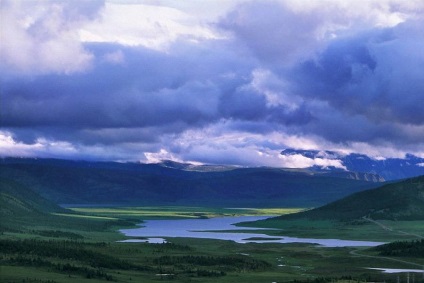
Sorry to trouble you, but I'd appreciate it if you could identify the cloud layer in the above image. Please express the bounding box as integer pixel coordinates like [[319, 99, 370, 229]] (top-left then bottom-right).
[[1, 0, 424, 167]]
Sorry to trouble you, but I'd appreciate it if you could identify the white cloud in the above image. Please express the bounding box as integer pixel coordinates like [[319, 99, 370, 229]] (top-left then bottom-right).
[[0, 1, 95, 75], [250, 68, 301, 109], [144, 149, 181, 164], [145, 124, 352, 168], [0, 131, 77, 158], [3, 0, 422, 75], [278, 154, 346, 170], [219, 0, 424, 66], [0, 131, 147, 161], [79, 2, 222, 50], [283, 0, 424, 28]]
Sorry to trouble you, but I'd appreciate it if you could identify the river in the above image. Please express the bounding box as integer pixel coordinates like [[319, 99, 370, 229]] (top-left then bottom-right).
[[119, 216, 384, 247]]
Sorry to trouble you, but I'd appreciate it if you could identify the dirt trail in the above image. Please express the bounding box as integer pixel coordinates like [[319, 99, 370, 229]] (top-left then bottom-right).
[[362, 217, 424, 239], [349, 217, 424, 269], [350, 249, 424, 268]]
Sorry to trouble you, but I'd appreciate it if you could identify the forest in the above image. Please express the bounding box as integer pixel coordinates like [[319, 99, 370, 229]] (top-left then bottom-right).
[[374, 239, 424, 257]]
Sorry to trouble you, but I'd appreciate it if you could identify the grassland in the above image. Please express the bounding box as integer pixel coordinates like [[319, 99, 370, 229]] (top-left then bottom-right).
[[69, 206, 304, 220], [2, 205, 424, 283]]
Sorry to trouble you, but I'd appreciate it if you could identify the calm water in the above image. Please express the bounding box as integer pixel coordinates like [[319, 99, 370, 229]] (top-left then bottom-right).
[[119, 216, 384, 247], [368, 268, 424, 274]]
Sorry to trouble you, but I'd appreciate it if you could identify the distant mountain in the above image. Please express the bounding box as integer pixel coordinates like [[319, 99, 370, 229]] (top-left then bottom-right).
[[0, 158, 383, 207], [281, 149, 424, 180], [158, 160, 239, 172], [159, 160, 383, 181], [273, 175, 424, 221]]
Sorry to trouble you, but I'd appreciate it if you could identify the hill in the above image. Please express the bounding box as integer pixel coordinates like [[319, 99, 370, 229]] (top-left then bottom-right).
[[0, 158, 383, 207], [0, 178, 66, 217], [0, 178, 70, 232], [273, 175, 424, 221]]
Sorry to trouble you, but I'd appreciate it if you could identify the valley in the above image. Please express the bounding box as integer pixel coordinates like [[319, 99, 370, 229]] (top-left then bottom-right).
[[2, 2, 424, 282], [1, 204, 423, 283], [1, 161, 424, 282], [0, 158, 382, 207]]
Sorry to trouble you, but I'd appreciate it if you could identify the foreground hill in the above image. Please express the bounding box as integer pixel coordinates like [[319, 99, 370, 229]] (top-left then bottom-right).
[[0, 178, 70, 232], [0, 178, 65, 217], [0, 158, 382, 207], [273, 175, 424, 221]]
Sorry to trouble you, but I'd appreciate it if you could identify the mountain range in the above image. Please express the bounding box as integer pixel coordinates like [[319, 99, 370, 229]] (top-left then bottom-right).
[[2, 157, 424, 224], [281, 149, 424, 181], [0, 157, 382, 207]]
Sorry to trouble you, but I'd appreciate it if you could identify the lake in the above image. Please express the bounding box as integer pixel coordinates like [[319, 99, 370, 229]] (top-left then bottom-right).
[[367, 268, 424, 274], [119, 216, 384, 247]]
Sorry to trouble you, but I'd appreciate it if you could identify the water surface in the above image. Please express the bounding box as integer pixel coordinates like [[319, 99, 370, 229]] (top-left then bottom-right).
[[368, 268, 424, 274], [119, 216, 384, 247]]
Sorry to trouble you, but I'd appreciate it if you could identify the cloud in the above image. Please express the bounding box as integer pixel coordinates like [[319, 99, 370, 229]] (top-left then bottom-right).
[[0, 0, 102, 75], [79, 2, 221, 50], [102, 50, 125, 65], [1, 39, 308, 135], [1, 41, 248, 129], [1, 0, 424, 166], [219, 1, 325, 65], [291, 20, 424, 126], [279, 154, 346, 170], [0, 130, 154, 162], [218, 0, 424, 66]]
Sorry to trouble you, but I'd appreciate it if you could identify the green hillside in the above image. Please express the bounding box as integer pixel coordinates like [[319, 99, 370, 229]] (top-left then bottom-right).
[[0, 178, 66, 217], [0, 178, 69, 232], [0, 177, 137, 237], [274, 175, 424, 221]]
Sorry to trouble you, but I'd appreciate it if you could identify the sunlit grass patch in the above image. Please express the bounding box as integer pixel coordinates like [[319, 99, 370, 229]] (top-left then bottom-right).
[[52, 213, 118, 220], [241, 208, 306, 215], [68, 206, 306, 220]]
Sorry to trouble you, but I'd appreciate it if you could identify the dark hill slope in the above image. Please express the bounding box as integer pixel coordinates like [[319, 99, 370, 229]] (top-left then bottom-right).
[[0, 178, 135, 234], [0, 178, 69, 232], [274, 175, 424, 221], [0, 178, 66, 217], [0, 158, 382, 207]]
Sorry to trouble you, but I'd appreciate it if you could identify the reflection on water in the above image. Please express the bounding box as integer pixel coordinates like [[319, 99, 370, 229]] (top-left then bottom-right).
[[368, 268, 424, 274], [119, 237, 166, 244], [119, 216, 384, 247]]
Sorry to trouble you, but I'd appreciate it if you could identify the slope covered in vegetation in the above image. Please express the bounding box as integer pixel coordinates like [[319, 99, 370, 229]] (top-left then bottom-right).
[[274, 175, 424, 221], [0, 158, 381, 207]]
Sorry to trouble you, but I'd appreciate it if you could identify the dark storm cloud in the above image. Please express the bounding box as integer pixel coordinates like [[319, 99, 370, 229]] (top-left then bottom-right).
[[1, 41, 307, 146], [0, 43, 245, 129], [291, 20, 424, 126], [301, 105, 424, 146], [213, 0, 424, 152], [219, 87, 268, 121], [2, 0, 424, 164], [219, 1, 324, 65]]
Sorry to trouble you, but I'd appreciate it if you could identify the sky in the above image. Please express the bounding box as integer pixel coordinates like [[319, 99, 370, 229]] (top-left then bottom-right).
[[1, 0, 424, 168]]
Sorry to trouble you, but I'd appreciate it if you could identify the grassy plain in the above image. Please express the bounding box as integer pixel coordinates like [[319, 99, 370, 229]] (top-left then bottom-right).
[[69, 206, 304, 220], [1, 206, 424, 283]]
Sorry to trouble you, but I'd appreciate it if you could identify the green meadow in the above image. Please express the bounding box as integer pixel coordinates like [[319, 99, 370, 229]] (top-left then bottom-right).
[[1, 205, 424, 283], [69, 206, 304, 220]]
